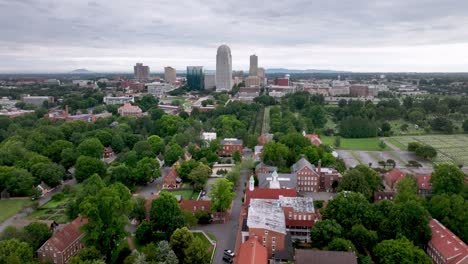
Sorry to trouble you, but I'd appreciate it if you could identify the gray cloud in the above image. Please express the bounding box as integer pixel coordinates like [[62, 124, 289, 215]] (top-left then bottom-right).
[[0, 0, 467, 72]]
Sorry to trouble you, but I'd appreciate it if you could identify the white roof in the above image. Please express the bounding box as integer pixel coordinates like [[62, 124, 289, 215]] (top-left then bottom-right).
[[247, 199, 286, 234]]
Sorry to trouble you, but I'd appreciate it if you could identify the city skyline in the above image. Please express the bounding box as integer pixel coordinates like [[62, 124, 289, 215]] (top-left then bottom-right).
[[1, 0, 468, 73]]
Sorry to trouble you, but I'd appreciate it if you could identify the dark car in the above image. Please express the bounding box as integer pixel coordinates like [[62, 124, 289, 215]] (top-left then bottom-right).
[[222, 256, 233, 263]]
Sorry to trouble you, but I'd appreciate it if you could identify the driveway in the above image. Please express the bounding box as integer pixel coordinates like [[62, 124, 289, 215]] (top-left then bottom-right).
[[196, 169, 249, 264]]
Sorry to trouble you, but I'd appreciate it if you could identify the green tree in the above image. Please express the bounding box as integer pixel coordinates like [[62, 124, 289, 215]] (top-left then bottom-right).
[[108, 164, 134, 187], [164, 143, 184, 166], [431, 163, 465, 195], [170, 227, 193, 263], [373, 237, 431, 264], [46, 140, 74, 163], [348, 224, 378, 253], [188, 164, 211, 191], [5, 168, 35, 196], [146, 135, 165, 155], [183, 237, 210, 264], [379, 140, 386, 150], [232, 150, 241, 163], [310, 219, 343, 248], [0, 239, 34, 264], [463, 120, 468, 133], [415, 145, 437, 160], [61, 147, 78, 169], [395, 176, 421, 203], [334, 136, 341, 148], [338, 165, 382, 200], [133, 141, 153, 159], [429, 194, 468, 242], [75, 156, 106, 182], [154, 241, 178, 264], [21, 222, 52, 250], [111, 135, 125, 153], [209, 178, 235, 212], [328, 238, 355, 252], [322, 192, 371, 230], [68, 246, 102, 263], [150, 191, 186, 239], [77, 138, 104, 158], [129, 196, 147, 222], [389, 200, 431, 247], [80, 183, 132, 260], [95, 130, 113, 147], [176, 160, 200, 182], [30, 162, 65, 188], [135, 157, 160, 185], [261, 141, 290, 170]]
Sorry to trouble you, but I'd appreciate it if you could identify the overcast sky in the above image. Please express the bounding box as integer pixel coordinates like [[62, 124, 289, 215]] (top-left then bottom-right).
[[1, 0, 468, 73]]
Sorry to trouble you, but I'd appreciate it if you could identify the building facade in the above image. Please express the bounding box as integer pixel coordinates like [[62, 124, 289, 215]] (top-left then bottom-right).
[[118, 103, 143, 117], [103, 96, 134, 105], [134, 63, 150, 81], [204, 74, 216, 90], [164, 66, 177, 83], [216, 45, 233, 92], [186, 66, 204, 90], [427, 219, 468, 264], [147, 82, 175, 98], [249, 54, 258, 76], [219, 138, 243, 156]]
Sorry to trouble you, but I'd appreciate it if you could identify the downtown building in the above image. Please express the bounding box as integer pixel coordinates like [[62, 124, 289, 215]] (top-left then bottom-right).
[[215, 45, 233, 92], [249, 54, 258, 76], [186, 66, 204, 90], [164, 66, 177, 83], [134, 63, 150, 81]]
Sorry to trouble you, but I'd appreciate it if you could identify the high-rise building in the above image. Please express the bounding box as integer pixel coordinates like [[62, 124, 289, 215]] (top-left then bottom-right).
[[215, 45, 233, 92], [257, 67, 266, 85], [164, 66, 176, 83], [134, 63, 150, 81], [204, 73, 216, 89], [186, 66, 204, 90], [249, 54, 258, 76]]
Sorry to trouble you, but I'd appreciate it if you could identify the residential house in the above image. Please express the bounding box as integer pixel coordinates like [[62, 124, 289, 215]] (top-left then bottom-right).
[[255, 162, 277, 175], [162, 168, 181, 189], [416, 174, 432, 197], [236, 237, 268, 264], [103, 147, 114, 158], [179, 200, 211, 215], [257, 133, 274, 146], [384, 169, 405, 189], [373, 191, 396, 202], [219, 138, 243, 157], [294, 250, 358, 264], [303, 132, 322, 146], [37, 216, 88, 264], [427, 219, 468, 264]]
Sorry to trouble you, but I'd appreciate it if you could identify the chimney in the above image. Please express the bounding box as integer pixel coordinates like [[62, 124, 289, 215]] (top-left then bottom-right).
[[318, 159, 321, 174]]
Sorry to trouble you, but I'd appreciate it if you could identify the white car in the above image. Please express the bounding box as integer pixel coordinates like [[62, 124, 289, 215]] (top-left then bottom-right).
[[224, 249, 235, 258]]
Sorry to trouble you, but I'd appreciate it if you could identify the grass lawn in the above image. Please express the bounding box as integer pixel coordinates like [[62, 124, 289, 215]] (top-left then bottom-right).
[[26, 193, 69, 224], [193, 232, 215, 256], [0, 198, 32, 223], [169, 190, 193, 200], [385, 137, 406, 150], [321, 136, 390, 151], [390, 134, 468, 165]]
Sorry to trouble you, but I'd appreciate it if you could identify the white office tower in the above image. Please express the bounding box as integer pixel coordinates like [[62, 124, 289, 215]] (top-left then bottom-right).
[[215, 45, 233, 92]]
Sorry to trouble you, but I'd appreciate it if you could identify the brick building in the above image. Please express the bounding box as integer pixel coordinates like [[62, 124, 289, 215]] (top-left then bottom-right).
[[349, 85, 369, 97], [162, 168, 181, 189], [257, 133, 274, 146], [219, 138, 243, 156], [427, 219, 468, 264], [384, 168, 405, 189], [118, 103, 143, 117], [236, 237, 268, 264], [294, 250, 358, 264], [37, 217, 88, 264], [179, 199, 211, 214]]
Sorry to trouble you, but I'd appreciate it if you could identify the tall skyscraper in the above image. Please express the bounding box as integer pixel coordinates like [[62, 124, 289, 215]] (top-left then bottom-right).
[[134, 63, 150, 81], [257, 67, 266, 85], [249, 54, 258, 76], [215, 45, 233, 92], [164, 66, 176, 83], [186, 66, 204, 90]]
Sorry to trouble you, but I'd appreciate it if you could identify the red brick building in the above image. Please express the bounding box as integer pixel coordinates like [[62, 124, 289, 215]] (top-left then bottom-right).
[[292, 157, 322, 192], [274, 78, 290, 86], [427, 219, 468, 264], [162, 168, 181, 189], [37, 217, 88, 264], [236, 237, 268, 264], [257, 133, 274, 146], [384, 169, 405, 189], [349, 85, 369, 97], [294, 250, 358, 264], [303, 133, 322, 146], [416, 174, 432, 196], [179, 199, 211, 214], [219, 138, 243, 157]]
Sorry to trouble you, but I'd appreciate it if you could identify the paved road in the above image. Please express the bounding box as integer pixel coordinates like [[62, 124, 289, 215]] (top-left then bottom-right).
[[196, 169, 249, 264]]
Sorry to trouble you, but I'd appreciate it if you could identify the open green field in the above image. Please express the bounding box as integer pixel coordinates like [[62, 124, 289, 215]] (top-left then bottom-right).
[[321, 136, 390, 151], [0, 198, 31, 223], [193, 232, 215, 259], [169, 190, 194, 200], [391, 134, 468, 165]]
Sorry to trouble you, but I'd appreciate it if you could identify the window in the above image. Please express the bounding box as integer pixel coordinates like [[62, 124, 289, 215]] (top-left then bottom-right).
[[263, 237, 266, 244], [264, 230, 269, 235], [272, 237, 276, 243], [308, 215, 312, 221], [272, 245, 276, 251]]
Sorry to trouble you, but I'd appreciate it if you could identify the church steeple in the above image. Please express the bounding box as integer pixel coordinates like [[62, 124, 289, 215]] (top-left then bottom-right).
[[249, 175, 255, 191]]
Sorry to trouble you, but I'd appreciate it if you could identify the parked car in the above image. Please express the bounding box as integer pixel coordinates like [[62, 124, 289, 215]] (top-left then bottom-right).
[[224, 249, 235, 257], [222, 256, 233, 263]]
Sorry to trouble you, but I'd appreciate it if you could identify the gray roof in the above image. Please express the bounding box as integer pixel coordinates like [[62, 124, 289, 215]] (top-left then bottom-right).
[[257, 172, 297, 189], [255, 162, 277, 173], [291, 157, 315, 173], [220, 138, 243, 145], [247, 199, 286, 234]]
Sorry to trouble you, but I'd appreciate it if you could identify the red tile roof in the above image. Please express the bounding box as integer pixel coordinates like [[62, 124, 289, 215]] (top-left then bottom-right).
[[245, 188, 297, 205], [416, 174, 432, 190], [236, 237, 268, 264], [384, 169, 405, 189], [305, 134, 322, 145], [429, 219, 468, 264], [180, 199, 211, 213], [46, 216, 88, 251], [286, 219, 315, 227], [163, 168, 178, 185]]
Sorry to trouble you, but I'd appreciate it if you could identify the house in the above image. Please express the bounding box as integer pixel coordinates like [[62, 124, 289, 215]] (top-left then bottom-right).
[[179, 200, 211, 214], [219, 138, 243, 157], [162, 168, 181, 189], [103, 147, 114, 158], [202, 132, 217, 142], [245, 176, 297, 205], [257, 133, 274, 146], [416, 174, 432, 197], [427, 219, 468, 264], [236, 237, 268, 264], [37, 216, 88, 264], [118, 103, 143, 117], [294, 250, 358, 264], [303, 132, 322, 146], [255, 162, 278, 175], [384, 169, 405, 189], [373, 191, 396, 202]]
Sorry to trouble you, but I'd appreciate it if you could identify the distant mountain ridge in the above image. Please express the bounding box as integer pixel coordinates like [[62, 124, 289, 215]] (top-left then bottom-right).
[[265, 68, 351, 74], [69, 69, 94, 74]]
